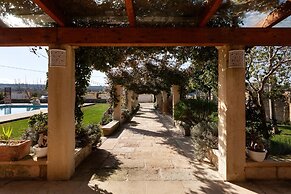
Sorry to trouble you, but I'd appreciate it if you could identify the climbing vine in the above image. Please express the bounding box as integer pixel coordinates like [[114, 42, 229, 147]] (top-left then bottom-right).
[[75, 48, 93, 127]]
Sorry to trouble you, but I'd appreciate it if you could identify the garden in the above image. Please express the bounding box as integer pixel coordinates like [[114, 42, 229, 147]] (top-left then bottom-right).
[[0, 45, 290, 165]]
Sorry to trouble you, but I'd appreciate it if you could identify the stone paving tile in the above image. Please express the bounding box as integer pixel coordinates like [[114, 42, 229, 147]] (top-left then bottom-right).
[[118, 158, 145, 168], [144, 158, 174, 169], [159, 168, 198, 181], [145, 181, 185, 194], [2, 103, 291, 194], [89, 180, 147, 194], [126, 168, 161, 181], [99, 139, 118, 150]]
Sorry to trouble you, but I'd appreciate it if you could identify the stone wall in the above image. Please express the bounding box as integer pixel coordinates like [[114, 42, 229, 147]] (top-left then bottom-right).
[[264, 99, 289, 123]]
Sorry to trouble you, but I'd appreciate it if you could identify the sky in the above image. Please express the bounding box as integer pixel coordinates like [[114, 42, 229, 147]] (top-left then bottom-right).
[[0, 10, 289, 86], [0, 47, 107, 86]]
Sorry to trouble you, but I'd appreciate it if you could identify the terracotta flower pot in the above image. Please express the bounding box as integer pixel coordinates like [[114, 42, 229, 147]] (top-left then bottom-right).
[[0, 140, 31, 161]]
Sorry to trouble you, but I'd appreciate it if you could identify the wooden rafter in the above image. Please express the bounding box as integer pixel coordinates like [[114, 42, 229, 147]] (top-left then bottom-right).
[[0, 19, 8, 28], [256, 0, 291, 28], [125, 0, 136, 27], [199, 0, 222, 27], [32, 0, 68, 26], [0, 27, 291, 46]]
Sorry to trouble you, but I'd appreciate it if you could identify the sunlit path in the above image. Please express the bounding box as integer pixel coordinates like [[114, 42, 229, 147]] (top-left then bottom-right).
[[1, 103, 291, 194]]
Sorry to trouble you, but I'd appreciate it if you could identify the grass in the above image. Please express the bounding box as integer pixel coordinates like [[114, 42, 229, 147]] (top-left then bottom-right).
[[270, 125, 291, 155], [0, 103, 110, 139], [82, 103, 110, 126], [0, 119, 29, 139]]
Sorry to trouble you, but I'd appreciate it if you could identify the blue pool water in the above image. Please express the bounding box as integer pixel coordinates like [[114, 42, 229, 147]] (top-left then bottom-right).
[[0, 104, 48, 116]]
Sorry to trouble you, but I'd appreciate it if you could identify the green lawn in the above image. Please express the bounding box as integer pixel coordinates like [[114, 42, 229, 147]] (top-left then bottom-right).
[[0, 119, 29, 139], [0, 103, 109, 139], [82, 103, 110, 126], [270, 125, 291, 155]]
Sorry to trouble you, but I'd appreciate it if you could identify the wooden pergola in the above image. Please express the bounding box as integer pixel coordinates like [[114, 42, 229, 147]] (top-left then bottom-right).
[[0, 0, 291, 46], [0, 0, 290, 181]]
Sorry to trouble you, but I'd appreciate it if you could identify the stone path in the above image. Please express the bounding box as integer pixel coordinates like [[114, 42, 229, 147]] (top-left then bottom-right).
[[1, 103, 291, 193]]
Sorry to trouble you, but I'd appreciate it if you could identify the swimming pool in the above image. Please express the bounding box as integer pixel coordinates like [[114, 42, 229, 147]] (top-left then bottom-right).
[[0, 104, 48, 116]]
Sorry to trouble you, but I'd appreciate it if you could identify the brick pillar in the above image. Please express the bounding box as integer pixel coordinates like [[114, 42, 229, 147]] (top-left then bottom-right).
[[217, 45, 246, 181], [48, 45, 75, 180]]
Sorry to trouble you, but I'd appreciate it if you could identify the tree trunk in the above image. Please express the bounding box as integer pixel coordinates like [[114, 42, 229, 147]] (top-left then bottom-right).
[[257, 91, 270, 139]]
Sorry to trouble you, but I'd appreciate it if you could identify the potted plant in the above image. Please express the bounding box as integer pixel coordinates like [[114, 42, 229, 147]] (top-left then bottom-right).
[[33, 133, 48, 158], [27, 113, 48, 158], [245, 100, 271, 162], [0, 127, 31, 161], [246, 128, 267, 162]]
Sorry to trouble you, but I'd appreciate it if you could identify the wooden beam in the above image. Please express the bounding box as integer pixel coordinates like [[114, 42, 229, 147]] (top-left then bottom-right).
[[0, 28, 57, 46], [125, 0, 136, 27], [199, 0, 222, 27], [0, 19, 8, 28], [0, 27, 291, 46], [256, 0, 291, 28], [33, 0, 68, 26]]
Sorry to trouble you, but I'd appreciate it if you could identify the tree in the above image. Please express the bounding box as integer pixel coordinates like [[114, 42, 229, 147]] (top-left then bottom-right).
[[246, 46, 291, 138]]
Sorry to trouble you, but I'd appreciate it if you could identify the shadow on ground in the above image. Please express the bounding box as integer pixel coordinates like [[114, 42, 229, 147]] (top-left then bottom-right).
[[72, 148, 122, 193]]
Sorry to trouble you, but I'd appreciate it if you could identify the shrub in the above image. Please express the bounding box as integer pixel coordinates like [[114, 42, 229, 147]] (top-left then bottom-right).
[[191, 121, 218, 160], [246, 100, 271, 151], [100, 107, 113, 125], [174, 98, 217, 126], [132, 103, 140, 114], [75, 124, 102, 148], [28, 112, 48, 134], [23, 112, 103, 148], [122, 109, 131, 123], [23, 112, 48, 145], [174, 99, 218, 160]]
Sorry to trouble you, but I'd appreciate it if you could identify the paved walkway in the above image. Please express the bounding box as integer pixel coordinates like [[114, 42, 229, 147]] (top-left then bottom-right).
[[1, 103, 291, 193]]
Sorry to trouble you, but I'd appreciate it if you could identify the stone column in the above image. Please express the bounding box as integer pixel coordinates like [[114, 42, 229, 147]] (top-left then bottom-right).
[[47, 45, 75, 180], [289, 97, 291, 124], [156, 94, 162, 111], [161, 91, 168, 115], [217, 45, 246, 181], [171, 85, 180, 119], [127, 90, 133, 112], [113, 85, 122, 121], [133, 92, 139, 108]]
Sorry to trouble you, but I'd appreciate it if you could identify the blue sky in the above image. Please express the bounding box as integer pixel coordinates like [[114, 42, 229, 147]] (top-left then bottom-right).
[[0, 47, 107, 85]]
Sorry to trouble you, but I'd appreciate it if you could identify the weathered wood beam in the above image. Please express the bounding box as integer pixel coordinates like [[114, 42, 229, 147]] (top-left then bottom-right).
[[256, 0, 291, 28], [199, 0, 222, 27], [33, 0, 68, 26], [0, 27, 291, 46], [125, 0, 136, 27]]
